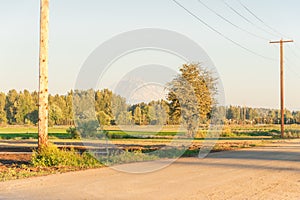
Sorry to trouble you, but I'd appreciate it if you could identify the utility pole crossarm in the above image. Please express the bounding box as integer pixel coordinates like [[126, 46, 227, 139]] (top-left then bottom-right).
[[270, 39, 293, 139], [270, 40, 293, 44]]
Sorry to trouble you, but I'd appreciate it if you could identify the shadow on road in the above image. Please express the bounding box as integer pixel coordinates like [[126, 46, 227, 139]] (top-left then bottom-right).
[[172, 143, 300, 172], [173, 159, 300, 172]]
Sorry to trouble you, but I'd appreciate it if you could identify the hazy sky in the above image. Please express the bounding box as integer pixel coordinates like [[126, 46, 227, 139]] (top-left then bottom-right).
[[1, 0, 300, 110]]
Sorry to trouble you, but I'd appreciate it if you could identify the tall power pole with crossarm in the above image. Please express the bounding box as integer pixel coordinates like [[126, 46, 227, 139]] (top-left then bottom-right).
[[270, 39, 293, 138]]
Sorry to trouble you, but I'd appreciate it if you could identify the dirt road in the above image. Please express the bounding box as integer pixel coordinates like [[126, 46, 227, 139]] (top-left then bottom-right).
[[0, 140, 300, 200]]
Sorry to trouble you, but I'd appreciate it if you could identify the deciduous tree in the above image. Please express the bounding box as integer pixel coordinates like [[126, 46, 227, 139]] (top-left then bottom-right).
[[167, 63, 217, 137]]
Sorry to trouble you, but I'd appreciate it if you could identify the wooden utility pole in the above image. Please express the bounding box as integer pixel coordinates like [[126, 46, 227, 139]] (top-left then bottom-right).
[[38, 0, 50, 149], [270, 39, 293, 138]]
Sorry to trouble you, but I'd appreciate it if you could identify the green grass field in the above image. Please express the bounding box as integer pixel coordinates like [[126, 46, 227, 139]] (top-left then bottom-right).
[[0, 126, 70, 140], [1, 124, 300, 140], [0, 126, 67, 133]]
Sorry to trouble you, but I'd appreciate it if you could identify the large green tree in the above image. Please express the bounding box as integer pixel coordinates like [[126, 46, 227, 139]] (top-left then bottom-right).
[[167, 63, 217, 137], [49, 104, 63, 126], [133, 106, 142, 125], [15, 90, 34, 124], [5, 89, 18, 124]]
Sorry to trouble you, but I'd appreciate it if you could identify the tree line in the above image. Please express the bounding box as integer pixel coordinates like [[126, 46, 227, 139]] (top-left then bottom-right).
[[0, 89, 74, 126], [1, 63, 299, 127], [1, 89, 300, 126], [0, 89, 172, 126], [225, 105, 300, 125]]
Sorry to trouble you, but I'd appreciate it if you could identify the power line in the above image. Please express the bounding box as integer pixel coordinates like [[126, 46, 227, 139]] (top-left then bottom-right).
[[284, 55, 300, 78], [237, 0, 300, 82], [294, 44, 300, 53], [285, 63, 300, 80], [237, 0, 289, 38], [284, 56, 300, 80], [285, 55, 300, 69], [172, 0, 276, 61], [286, 44, 300, 60], [197, 0, 268, 41], [222, 0, 279, 38]]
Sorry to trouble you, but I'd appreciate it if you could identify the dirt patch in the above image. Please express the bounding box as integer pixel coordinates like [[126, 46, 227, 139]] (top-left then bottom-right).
[[0, 154, 31, 165], [0, 146, 33, 152], [0, 153, 31, 172]]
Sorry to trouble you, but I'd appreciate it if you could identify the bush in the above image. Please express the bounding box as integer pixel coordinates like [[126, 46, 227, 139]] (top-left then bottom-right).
[[221, 128, 236, 137], [100, 150, 158, 166], [150, 148, 185, 158], [31, 144, 100, 168], [77, 120, 99, 138], [195, 130, 207, 138], [66, 127, 81, 139]]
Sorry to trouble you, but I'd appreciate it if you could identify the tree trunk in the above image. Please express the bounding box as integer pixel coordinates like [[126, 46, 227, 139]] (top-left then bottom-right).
[[38, 0, 49, 149]]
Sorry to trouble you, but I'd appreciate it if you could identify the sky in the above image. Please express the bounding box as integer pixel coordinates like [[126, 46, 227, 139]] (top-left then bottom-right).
[[0, 0, 300, 110]]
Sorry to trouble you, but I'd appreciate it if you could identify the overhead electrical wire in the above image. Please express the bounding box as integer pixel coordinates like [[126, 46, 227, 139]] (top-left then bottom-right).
[[237, 0, 299, 69], [237, 0, 300, 79], [235, 0, 300, 74], [286, 44, 300, 60], [197, 0, 268, 41], [285, 63, 300, 80], [294, 44, 300, 52], [237, 0, 289, 39], [283, 54, 300, 80], [172, 0, 276, 61], [222, 0, 279, 38]]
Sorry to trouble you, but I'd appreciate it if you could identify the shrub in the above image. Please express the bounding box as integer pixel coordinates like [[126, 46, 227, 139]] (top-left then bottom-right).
[[100, 150, 158, 166], [221, 127, 236, 137], [195, 130, 207, 138], [66, 127, 81, 139], [77, 120, 99, 138], [31, 144, 100, 168], [150, 148, 185, 158]]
